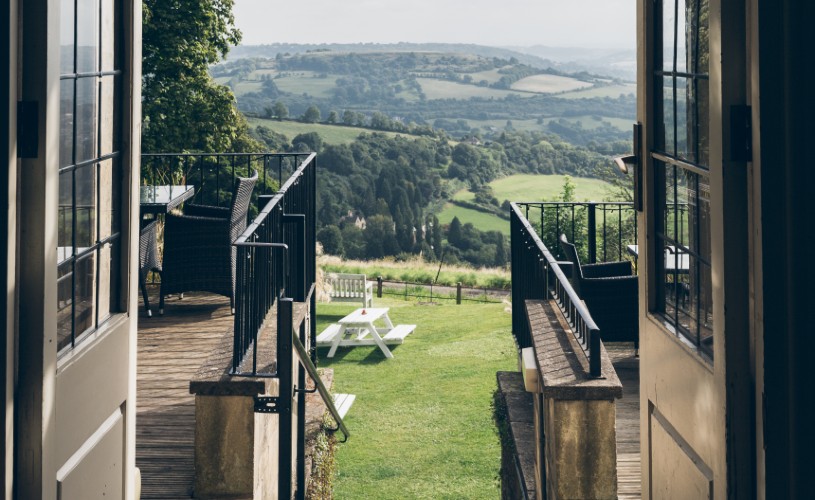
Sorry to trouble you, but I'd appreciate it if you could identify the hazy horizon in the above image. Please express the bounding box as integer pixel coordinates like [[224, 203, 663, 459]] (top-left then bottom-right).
[[233, 0, 636, 51]]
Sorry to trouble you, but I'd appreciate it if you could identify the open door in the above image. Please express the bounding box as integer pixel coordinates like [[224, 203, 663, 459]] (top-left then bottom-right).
[[13, 0, 141, 497], [637, 0, 753, 497]]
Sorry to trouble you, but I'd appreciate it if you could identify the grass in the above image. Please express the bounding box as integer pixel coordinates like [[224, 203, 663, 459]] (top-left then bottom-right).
[[438, 174, 615, 234], [511, 74, 593, 94], [247, 118, 404, 145], [557, 83, 637, 100], [436, 203, 509, 236], [449, 115, 631, 133], [454, 174, 614, 203], [272, 73, 339, 98], [319, 254, 510, 289], [316, 296, 516, 499], [466, 68, 506, 84], [416, 78, 529, 100]]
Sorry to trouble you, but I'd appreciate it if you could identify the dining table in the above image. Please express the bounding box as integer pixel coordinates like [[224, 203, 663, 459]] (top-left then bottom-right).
[[140, 185, 195, 218]]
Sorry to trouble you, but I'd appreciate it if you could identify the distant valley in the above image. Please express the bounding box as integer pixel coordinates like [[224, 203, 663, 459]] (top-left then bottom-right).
[[214, 43, 634, 268]]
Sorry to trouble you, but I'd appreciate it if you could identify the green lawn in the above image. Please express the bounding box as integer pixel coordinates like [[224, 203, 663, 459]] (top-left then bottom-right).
[[316, 297, 515, 499]]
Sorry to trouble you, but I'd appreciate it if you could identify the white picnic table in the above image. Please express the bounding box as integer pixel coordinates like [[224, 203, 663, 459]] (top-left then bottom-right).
[[317, 307, 415, 359]]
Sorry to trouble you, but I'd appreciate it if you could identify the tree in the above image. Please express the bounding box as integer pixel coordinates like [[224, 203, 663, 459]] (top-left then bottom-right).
[[273, 101, 289, 120], [141, 0, 260, 158], [302, 105, 321, 123], [326, 110, 339, 124], [291, 132, 323, 153], [317, 226, 343, 255], [448, 217, 463, 247]]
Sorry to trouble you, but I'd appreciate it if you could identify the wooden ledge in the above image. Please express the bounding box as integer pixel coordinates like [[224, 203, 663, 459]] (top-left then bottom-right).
[[525, 300, 622, 400]]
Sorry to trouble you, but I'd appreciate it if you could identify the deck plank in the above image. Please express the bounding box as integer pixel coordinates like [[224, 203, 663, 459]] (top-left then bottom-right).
[[136, 289, 233, 499], [608, 344, 641, 499]]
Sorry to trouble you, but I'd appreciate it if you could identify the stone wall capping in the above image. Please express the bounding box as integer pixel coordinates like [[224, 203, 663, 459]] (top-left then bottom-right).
[[525, 299, 623, 400]]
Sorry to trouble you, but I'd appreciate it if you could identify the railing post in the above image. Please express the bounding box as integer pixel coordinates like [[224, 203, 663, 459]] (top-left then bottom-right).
[[587, 203, 597, 264], [589, 327, 602, 378], [377, 276, 383, 298], [296, 319, 307, 498], [277, 298, 294, 500], [456, 282, 462, 305]]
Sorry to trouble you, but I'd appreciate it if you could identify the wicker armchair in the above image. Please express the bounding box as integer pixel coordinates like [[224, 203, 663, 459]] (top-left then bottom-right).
[[559, 234, 639, 349], [159, 171, 258, 314], [139, 219, 162, 317]]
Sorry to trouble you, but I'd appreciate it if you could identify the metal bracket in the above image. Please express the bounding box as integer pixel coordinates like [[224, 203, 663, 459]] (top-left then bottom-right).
[[254, 396, 280, 413]]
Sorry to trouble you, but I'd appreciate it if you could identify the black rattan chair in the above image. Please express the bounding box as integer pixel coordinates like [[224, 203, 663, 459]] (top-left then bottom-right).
[[159, 171, 258, 314], [559, 234, 639, 350], [139, 219, 162, 317]]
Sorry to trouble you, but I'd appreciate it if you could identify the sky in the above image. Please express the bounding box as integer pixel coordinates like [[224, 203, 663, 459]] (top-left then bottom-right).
[[233, 0, 636, 50]]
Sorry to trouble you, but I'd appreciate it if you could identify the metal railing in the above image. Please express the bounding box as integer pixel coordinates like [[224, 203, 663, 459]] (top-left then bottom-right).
[[514, 201, 637, 265], [510, 203, 603, 377], [141, 152, 314, 213], [229, 152, 316, 375]]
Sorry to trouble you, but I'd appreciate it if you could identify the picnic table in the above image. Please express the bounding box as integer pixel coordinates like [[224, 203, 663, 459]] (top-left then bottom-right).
[[317, 307, 415, 359]]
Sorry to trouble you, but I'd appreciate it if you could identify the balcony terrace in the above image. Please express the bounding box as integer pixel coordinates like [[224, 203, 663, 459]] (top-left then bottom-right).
[[508, 200, 641, 499], [131, 161, 643, 498], [135, 153, 349, 498]]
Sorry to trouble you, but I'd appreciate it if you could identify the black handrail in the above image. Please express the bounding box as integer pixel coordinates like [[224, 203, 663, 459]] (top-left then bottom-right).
[[287, 303, 351, 442], [513, 201, 637, 265], [230, 152, 317, 377], [141, 152, 315, 212], [511, 202, 603, 378]]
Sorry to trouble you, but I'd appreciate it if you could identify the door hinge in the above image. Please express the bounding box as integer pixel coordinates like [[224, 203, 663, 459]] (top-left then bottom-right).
[[730, 105, 752, 162], [254, 396, 280, 413], [17, 100, 39, 159]]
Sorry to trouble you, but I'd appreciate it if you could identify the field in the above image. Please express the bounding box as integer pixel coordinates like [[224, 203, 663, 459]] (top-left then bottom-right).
[[557, 83, 637, 100], [248, 118, 404, 145], [467, 68, 506, 84], [450, 115, 630, 134], [511, 74, 593, 94], [456, 174, 614, 203], [319, 254, 510, 288], [416, 78, 529, 100], [436, 203, 509, 235], [541, 115, 632, 131], [438, 174, 615, 235], [272, 72, 338, 98], [317, 297, 515, 499]]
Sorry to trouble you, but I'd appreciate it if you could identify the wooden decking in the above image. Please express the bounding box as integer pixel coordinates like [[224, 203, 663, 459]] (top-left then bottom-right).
[[137, 290, 233, 499], [609, 345, 642, 499]]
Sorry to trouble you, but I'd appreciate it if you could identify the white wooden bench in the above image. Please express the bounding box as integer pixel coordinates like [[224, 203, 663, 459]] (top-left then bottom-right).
[[382, 324, 416, 344], [333, 393, 356, 419], [316, 324, 342, 346], [326, 273, 373, 307]]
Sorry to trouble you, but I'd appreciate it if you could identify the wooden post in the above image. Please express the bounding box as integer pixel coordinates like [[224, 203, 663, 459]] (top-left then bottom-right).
[[377, 276, 383, 298], [456, 282, 462, 305]]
